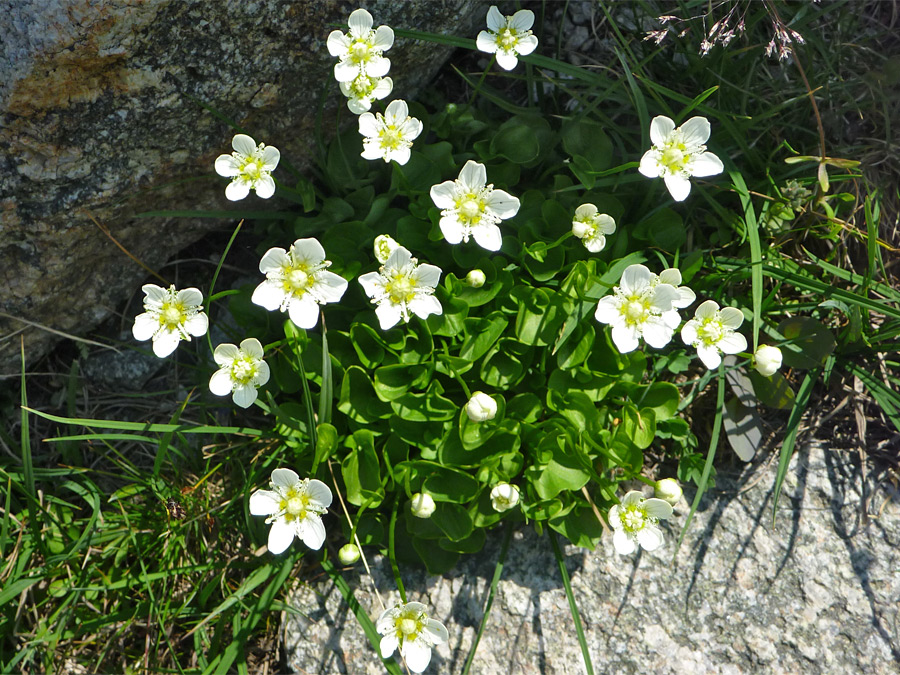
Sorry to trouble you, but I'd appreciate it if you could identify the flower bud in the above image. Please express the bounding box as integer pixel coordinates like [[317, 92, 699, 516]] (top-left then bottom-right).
[[338, 543, 360, 565], [410, 492, 436, 518], [754, 345, 783, 377], [654, 478, 682, 506], [374, 234, 400, 264], [465, 269, 486, 288], [490, 483, 520, 512], [465, 391, 497, 422]]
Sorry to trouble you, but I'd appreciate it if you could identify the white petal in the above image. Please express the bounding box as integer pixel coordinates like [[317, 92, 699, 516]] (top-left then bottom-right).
[[697, 344, 723, 369], [643, 498, 674, 519], [613, 529, 636, 554], [476, 31, 498, 54], [675, 287, 696, 308], [258, 247, 289, 274], [412, 263, 441, 288], [486, 189, 520, 219], [495, 50, 519, 71], [271, 468, 300, 488], [430, 181, 459, 209], [177, 287, 203, 306], [408, 294, 442, 320], [239, 337, 264, 359], [641, 318, 674, 349], [620, 264, 652, 294], [358, 112, 379, 137], [225, 179, 251, 201], [152, 331, 180, 358], [608, 504, 622, 528], [486, 5, 505, 32], [334, 60, 361, 83], [681, 321, 699, 345], [439, 217, 465, 245], [649, 284, 678, 312], [680, 116, 711, 145], [689, 151, 724, 177], [358, 272, 384, 299], [402, 641, 433, 673], [347, 96, 371, 115], [718, 332, 748, 355], [209, 368, 234, 396], [373, 25, 394, 51], [348, 8, 374, 35], [214, 155, 241, 177], [649, 116, 676, 147], [695, 300, 719, 319], [509, 9, 535, 31], [313, 271, 349, 303], [361, 142, 386, 161], [290, 238, 327, 266], [719, 307, 745, 329], [232, 384, 258, 408], [472, 223, 503, 251], [593, 297, 620, 325], [213, 343, 240, 366], [638, 149, 662, 178], [385, 99, 408, 121], [255, 361, 270, 386], [387, 147, 411, 165], [595, 213, 616, 234], [384, 246, 413, 271], [326, 30, 349, 57], [637, 525, 664, 551], [664, 174, 692, 202], [132, 313, 157, 341], [376, 302, 404, 329], [251, 281, 286, 311], [584, 235, 606, 252], [232, 134, 257, 156], [184, 312, 208, 337], [254, 174, 276, 199], [661, 309, 682, 330], [261, 146, 280, 171], [657, 268, 682, 286], [306, 480, 333, 508], [365, 55, 391, 78], [141, 284, 167, 303], [611, 323, 640, 353], [287, 295, 321, 329], [621, 491, 644, 507], [424, 618, 449, 645], [297, 515, 327, 550], [515, 34, 539, 56], [380, 635, 400, 659], [249, 489, 280, 516], [458, 160, 487, 191], [267, 520, 295, 554]]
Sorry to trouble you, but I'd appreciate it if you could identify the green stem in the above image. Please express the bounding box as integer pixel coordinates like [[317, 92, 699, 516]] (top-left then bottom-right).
[[205, 219, 244, 355], [549, 530, 594, 675], [388, 498, 407, 604]]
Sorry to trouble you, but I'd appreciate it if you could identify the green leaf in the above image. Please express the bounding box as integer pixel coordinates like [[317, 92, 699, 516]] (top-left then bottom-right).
[[748, 371, 796, 409], [562, 118, 613, 171], [430, 502, 474, 542], [549, 504, 604, 549], [490, 119, 540, 164], [338, 366, 392, 423], [350, 322, 389, 369], [555, 323, 595, 369], [723, 397, 761, 462], [633, 208, 686, 251], [374, 364, 430, 401], [459, 313, 508, 362], [633, 382, 680, 421], [422, 467, 480, 502], [341, 430, 384, 507], [514, 287, 567, 346], [777, 317, 837, 369], [480, 340, 526, 388], [530, 446, 591, 500], [618, 405, 656, 450], [438, 528, 486, 554], [459, 396, 506, 450]]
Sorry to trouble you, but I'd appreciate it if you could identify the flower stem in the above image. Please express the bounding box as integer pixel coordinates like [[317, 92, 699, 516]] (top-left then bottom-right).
[[388, 498, 407, 604]]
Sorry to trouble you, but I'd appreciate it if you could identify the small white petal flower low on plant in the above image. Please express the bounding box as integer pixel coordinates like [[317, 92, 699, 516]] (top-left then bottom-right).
[[359, 99, 423, 165], [374, 234, 401, 264], [249, 469, 333, 554], [754, 344, 783, 377], [572, 203, 616, 253], [410, 493, 436, 519], [214, 134, 280, 201], [608, 490, 673, 555], [429, 160, 520, 252], [465, 391, 497, 422], [465, 269, 486, 288], [681, 299, 748, 369], [327, 8, 394, 82], [358, 246, 443, 330], [594, 264, 680, 353], [377, 601, 449, 673], [476, 5, 539, 71], [208, 338, 270, 408], [654, 478, 683, 506], [251, 238, 348, 329], [339, 73, 393, 114], [132, 284, 208, 358], [655, 268, 696, 310], [638, 115, 724, 201], [490, 483, 520, 512]]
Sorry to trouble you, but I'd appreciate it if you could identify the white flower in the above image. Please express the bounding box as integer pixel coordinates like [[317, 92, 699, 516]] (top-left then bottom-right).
[[214, 134, 280, 201], [359, 99, 423, 165], [374, 234, 401, 264], [594, 264, 680, 353], [429, 160, 520, 252], [377, 602, 449, 674], [654, 268, 696, 310], [339, 543, 361, 564], [327, 8, 394, 83], [249, 469, 332, 553], [572, 203, 616, 253], [608, 490, 673, 555], [754, 345, 783, 377], [490, 483, 520, 512], [654, 478, 683, 506], [476, 6, 539, 71], [209, 338, 270, 408], [132, 284, 208, 358], [465, 391, 498, 422], [339, 73, 393, 114], [681, 299, 748, 369], [410, 493, 436, 519], [465, 269, 486, 288], [638, 116, 724, 201], [358, 246, 443, 330], [251, 238, 348, 330]]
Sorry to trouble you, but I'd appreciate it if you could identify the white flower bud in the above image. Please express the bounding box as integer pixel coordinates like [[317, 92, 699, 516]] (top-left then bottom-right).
[[465, 391, 497, 422], [338, 543, 360, 564], [374, 234, 400, 264], [754, 345, 783, 377], [465, 269, 486, 288], [654, 478, 682, 506], [410, 492, 436, 518], [490, 483, 520, 512]]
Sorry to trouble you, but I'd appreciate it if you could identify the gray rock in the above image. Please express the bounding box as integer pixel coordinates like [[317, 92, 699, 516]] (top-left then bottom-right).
[[284, 443, 900, 673], [0, 0, 482, 373]]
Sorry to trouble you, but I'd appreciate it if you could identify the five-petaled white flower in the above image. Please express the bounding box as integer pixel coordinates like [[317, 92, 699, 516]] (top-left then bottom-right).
[[653, 268, 696, 311], [429, 160, 520, 252], [490, 483, 520, 512], [251, 238, 348, 330], [340, 73, 393, 114], [359, 99, 423, 165], [327, 8, 394, 82], [358, 246, 443, 330], [209, 338, 271, 408], [476, 6, 539, 71], [214, 134, 280, 201], [608, 490, 673, 555], [638, 115, 724, 201], [681, 299, 748, 369], [377, 601, 449, 674], [249, 468, 333, 554], [132, 284, 208, 358], [594, 264, 680, 353], [572, 204, 616, 252], [754, 344, 783, 377]]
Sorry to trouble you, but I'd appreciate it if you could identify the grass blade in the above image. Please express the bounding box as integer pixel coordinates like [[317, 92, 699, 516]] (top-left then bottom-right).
[[772, 368, 819, 525], [549, 530, 594, 675], [730, 170, 763, 352]]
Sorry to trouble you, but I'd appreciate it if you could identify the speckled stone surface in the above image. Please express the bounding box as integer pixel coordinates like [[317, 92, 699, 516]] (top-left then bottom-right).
[[284, 443, 900, 674], [0, 0, 482, 372]]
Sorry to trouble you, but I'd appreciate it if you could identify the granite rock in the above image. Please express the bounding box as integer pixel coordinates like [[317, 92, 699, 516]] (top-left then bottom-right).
[[285, 443, 900, 673], [0, 0, 482, 373]]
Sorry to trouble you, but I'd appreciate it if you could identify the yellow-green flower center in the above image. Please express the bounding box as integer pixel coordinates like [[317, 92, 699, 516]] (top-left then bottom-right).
[[386, 274, 416, 304], [623, 296, 650, 325], [393, 609, 425, 641], [160, 302, 185, 329], [280, 487, 310, 522], [456, 194, 485, 225], [230, 355, 257, 385], [620, 504, 647, 533], [351, 75, 374, 96], [378, 124, 403, 150], [697, 319, 724, 345], [660, 145, 687, 173], [349, 39, 374, 64], [497, 27, 518, 50], [286, 267, 311, 294]]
